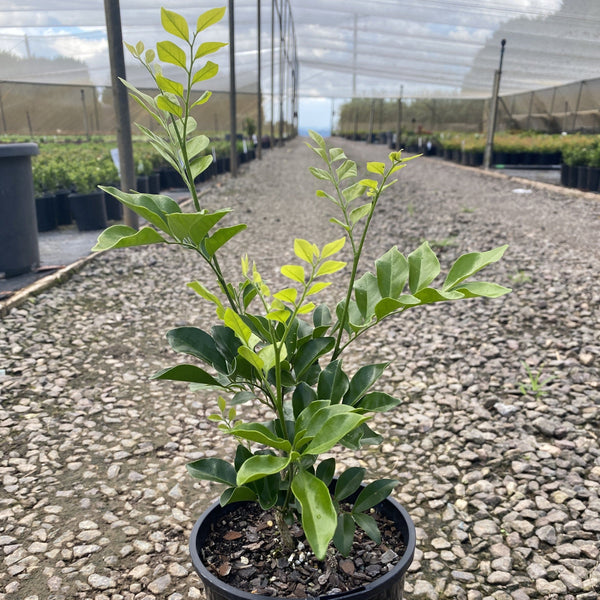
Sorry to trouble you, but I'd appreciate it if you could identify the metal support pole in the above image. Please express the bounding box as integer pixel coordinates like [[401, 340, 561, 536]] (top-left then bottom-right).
[[0, 91, 7, 134], [572, 80, 584, 132], [396, 85, 403, 151], [257, 0, 262, 159], [228, 0, 238, 177], [81, 89, 91, 140], [526, 91, 534, 130], [278, 0, 284, 145], [483, 39, 506, 170], [270, 0, 274, 144], [104, 0, 137, 228], [368, 99, 375, 143]]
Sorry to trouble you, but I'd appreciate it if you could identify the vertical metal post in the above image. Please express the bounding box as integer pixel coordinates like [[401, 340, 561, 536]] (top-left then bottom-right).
[[368, 99, 375, 143], [81, 89, 91, 140], [257, 0, 262, 159], [396, 85, 403, 151], [483, 39, 506, 170], [352, 14, 357, 98], [92, 87, 101, 132], [278, 0, 284, 145], [353, 100, 358, 140], [103, 0, 137, 228], [26, 110, 33, 138], [270, 0, 275, 144], [228, 0, 238, 177], [526, 91, 534, 130], [330, 99, 335, 136], [572, 80, 584, 131], [0, 90, 7, 134]]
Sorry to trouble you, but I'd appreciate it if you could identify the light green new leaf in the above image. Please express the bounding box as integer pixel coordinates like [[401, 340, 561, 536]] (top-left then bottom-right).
[[186, 134, 210, 159], [258, 343, 287, 373], [291, 469, 337, 560], [359, 178, 378, 190], [316, 189, 338, 204], [92, 225, 166, 252], [321, 237, 345, 258], [236, 454, 291, 485], [443, 245, 509, 291], [350, 203, 373, 225], [237, 346, 263, 371], [195, 41, 228, 59], [145, 49, 155, 63], [336, 160, 357, 181], [375, 246, 408, 298], [191, 91, 213, 107], [274, 287, 298, 304], [192, 61, 219, 84], [224, 308, 253, 345], [308, 129, 326, 148], [161, 7, 189, 42], [197, 7, 227, 32], [157, 40, 187, 68], [307, 281, 331, 296], [343, 182, 367, 203], [315, 260, 346, 277], [186, 458, 236, 485], [367, 161, 385, 175], [156, 94, 182, 117], [329, 147, 346, 162], [281, 264, 305, 283], [309, 166, 333, 182], [297, 302, 316, 314], [124, 41, 138, 57], [156, 73, 184, 97], [190, 154, 213, 180], [408, 241, 440, 294], [229, 423, 291, 451], [294, 238, 318, 263]]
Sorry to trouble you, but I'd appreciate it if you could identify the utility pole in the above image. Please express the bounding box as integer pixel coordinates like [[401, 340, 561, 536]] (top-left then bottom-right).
[[104, 0, 137, 228], [483, 39, 506, 170]]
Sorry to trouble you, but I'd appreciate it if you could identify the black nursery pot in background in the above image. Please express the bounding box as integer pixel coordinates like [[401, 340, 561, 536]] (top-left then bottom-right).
[[190, 492, 416, 600], [35, 194, 57, 232], [69, 190, 108, 231], [54, 189, 72, 225]]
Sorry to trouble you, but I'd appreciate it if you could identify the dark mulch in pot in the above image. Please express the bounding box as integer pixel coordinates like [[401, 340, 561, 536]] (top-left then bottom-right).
[[201, 503, 407, 598]]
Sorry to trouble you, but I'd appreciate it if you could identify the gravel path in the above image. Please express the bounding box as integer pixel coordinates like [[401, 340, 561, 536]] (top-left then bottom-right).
[[1, 137, 599, 600]]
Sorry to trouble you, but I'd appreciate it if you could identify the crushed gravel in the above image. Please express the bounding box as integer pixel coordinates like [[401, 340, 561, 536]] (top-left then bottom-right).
[[1, 137, 599, 600]]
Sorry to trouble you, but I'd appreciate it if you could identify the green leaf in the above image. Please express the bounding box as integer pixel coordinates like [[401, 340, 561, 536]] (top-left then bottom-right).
[[375, 247, 408, 298], [294, 238, 318, 263], [334, 467, 365, 501], [293, 337, 335, 380], [187, 281, 224, 312], [161, 7, 189, 42], [315, 260, 346, 277], [330, 217, 351, 232], [195, 41, 228, 59], [329, 147, 347, 162], [156, 94, 182, 117], [157, 40, 187, 68], [307, 282, 331, 297], [350, 203, 372, 224], [205, 224, 247, 258], [186, 458, 236, 485], [354, 272, 381, 322], [236, 454, 291, 485], [374, 295, 420, 320], [220, 486, 257, 506], [230, 423, 291, 451], [408, 241, 440, 294], [352, 512, 381, 544], [317, 360, 349, 404], [344, 363, 388, 405], [151, 364, 224, 387], [367, 161, 385, 175], [303, 412, 370, 455], [156, 73, 184, 97], [336, 160, 357, 181], [353, 479, 398, 513], [454, 281, 512, 298], [274, 287, 298, 304], [309, 166, 333, 182], [340, 423, 383, 450], [333, 513, 356, 557], [237, 346, 263, 371], [413, 287, 464, 304], [191, 91, 213, 107], [315, 458, 336, 486], [186, 134, 210, 160], [166, 327, 228, 373], [316, 189, 338, 204], [321, 237, 345, 258], [342, 182, 366, 203], [224, 308, 253, 345], [197, 7, 227, 32], [313, 304, 332, 335], [166, 209, 230, 245], [92, 225, 166, 252], [292, 382, 317, 419], [356, 391, 402, 412], [281, 264, 305, 283], [291, 469, 337, 560], [192, 61, 219, 84], [443, 245, 509, 291]]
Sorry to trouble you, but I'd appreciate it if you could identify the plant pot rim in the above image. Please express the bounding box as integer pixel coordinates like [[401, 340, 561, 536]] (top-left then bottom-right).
[[190, 493, 416, 600]]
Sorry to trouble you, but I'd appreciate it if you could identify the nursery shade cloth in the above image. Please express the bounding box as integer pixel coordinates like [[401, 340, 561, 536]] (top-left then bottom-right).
[[0, 0, 599, 99]]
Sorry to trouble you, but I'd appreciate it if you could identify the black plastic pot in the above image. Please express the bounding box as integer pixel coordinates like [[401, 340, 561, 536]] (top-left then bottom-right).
[[69, 191, 108, 231], [104, 189, 123, 221], [587, 166, 600, 192], [136, 175, 149, 194], [190, 490, 416, 600], [148, 172, 161, 194], [35, 194, 57, 232], [54, 189, 72, 225]]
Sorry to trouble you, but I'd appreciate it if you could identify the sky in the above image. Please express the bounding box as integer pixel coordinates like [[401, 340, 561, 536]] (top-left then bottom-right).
[[1, 0, 593, 133]]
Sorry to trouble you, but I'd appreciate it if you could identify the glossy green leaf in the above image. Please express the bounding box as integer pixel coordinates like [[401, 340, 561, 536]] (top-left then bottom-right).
[[375, 247, 408, 298], [356, 391, 402, 412], [340, 423, 383, 450], [191, 91, 213, 107], [220, 486, 257, 506], [205, 224, 247, 258], [292, 382, 317, 419], [317, 359, 349, 404], [343, 363, 388, 405], [336, 160, 357, 181], [307, 281, 331, 297], [166, 327, 228, 373], [157, 40, 187, 68], [321, 237, 345, 258], [151, 364, 224, 387], [197, 7, 227, 32], [342, 182, 366, 202], [309, 129, 326, 148], [224, 308, 253, 345], [334, 467, 365, 501], [236, 454, 291, 485], [258, 343, 286, 373], [230, 423, 291, 451], [192, 61, 219, 84], [354, 272, 381, 322], [161, 7, 189, 41], [186, 458, 236, 485], [350, 203, 372, 224], [315, 457, 336, 486], [237, 346, 263, 371], [186, 134, 210, 160], [295, 400, 331, 435], [373, 295, 420, 320], [313, 303, 332, 335], [408, 241, 440, 294], [166, 209, 230, 245], [195, 41, 228, 59], [293, 337, 335, 380], [281, 264, 305, 283], [297, 302, 316, 314], [353, 479, 399, 513], [187, 281, 224, 312], [291, 469, 337, 560], [273, 287, 298, 304], [413, 287, 464, 304], [328, 147, 346, 162], [367, 161, 385, 175], [352, 512, 381, 544], [303, 412, 370, 455], [333, 513, 356, 557], [92, 225, 166, 252], [443, 245, 509, 291]]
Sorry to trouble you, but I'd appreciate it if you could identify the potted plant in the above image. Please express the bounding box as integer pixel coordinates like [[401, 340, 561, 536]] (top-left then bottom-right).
[[69, 161, 108, 231], [93, 7, 512, 599]]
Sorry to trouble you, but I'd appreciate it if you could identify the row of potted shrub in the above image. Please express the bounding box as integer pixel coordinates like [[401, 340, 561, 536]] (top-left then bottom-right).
[[32, 138, 257, 232]]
